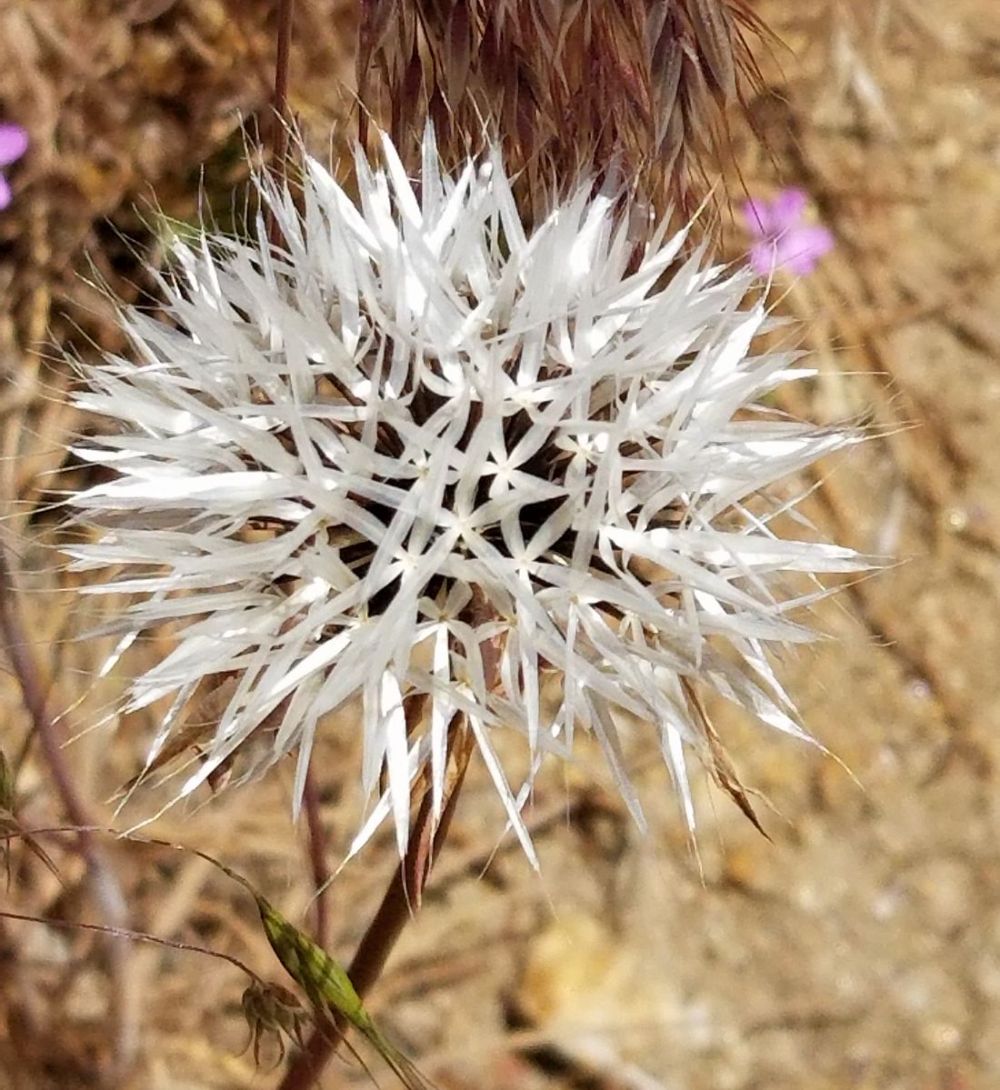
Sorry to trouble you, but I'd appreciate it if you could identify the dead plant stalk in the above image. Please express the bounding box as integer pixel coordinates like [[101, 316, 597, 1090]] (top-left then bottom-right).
[[0, 548, 135, 1082]]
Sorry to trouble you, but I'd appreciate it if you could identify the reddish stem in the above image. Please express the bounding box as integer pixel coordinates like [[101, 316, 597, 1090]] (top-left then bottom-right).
[[302, 762, 331, 946], [266, 0, 296, 246], [0, 550, 134, 1083], [277, 739, 471, 1090]]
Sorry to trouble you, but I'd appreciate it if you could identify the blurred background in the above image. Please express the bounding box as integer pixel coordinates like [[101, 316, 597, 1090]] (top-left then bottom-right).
[[1, 1, 999, 1088]]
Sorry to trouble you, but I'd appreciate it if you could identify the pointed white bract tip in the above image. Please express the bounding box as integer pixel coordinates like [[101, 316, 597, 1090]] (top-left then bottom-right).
[[70, 128, 866, 861]]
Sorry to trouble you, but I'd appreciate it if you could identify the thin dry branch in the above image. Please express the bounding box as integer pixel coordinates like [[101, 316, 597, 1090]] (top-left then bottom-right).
[[302, 761, 332, 946], [0, 548, 135, 1083]]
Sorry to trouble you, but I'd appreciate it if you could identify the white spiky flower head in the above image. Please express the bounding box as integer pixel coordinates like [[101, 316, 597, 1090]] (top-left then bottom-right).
[[68, 129, 866, 865]]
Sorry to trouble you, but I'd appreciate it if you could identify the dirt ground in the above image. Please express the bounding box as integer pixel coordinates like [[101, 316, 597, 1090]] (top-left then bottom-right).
[[1, 2, 1000, 1089]]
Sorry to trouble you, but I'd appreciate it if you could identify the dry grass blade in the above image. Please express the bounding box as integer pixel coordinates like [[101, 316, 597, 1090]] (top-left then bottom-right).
[[682, 679, 772, 839], [357, 0, 771, 217], [0, 747, 63, 886], [689, 0, 738, 97], [119, 675, 239, 795]]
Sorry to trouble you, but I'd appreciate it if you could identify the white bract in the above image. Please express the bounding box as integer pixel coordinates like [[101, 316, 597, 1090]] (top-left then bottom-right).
[[68, 131, 865, 864]]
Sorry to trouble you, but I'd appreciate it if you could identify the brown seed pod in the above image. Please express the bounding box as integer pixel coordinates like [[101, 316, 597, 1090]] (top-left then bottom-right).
[[241, 980, 311, 1069], [357, 0, 770, 220]]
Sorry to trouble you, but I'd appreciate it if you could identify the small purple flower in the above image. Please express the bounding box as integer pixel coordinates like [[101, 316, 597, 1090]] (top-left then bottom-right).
[[0, 123, 29, 211], [743, 187, 834, 277]]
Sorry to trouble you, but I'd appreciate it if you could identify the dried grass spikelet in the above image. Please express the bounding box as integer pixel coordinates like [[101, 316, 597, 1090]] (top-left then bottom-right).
[[357, 0, 769, 220]]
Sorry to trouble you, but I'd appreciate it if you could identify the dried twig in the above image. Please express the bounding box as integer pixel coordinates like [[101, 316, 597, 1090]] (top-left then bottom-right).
[[266, 0, 296, 245], [0, 548, 135, 1083], [302, 761, 331, 946]]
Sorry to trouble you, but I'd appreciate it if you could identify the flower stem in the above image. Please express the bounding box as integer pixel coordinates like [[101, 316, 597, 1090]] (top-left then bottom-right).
[[266, 0, 296, 246], [302, 760, 331, 946], [277, 731, 471, 1090]]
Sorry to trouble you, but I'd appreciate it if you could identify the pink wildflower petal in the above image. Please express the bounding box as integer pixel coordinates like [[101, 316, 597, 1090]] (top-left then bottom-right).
[[749, 239, 778, 277], [742, 197, 775, 238], [0, 123, 28, 168], [0, 175, 11, 211], [769, 187, 809, 230], [773, 224, 835, 275]]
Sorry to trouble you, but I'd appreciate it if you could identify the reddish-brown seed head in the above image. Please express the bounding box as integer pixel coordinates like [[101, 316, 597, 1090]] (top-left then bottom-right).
[[357, 0, 768, 219]]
